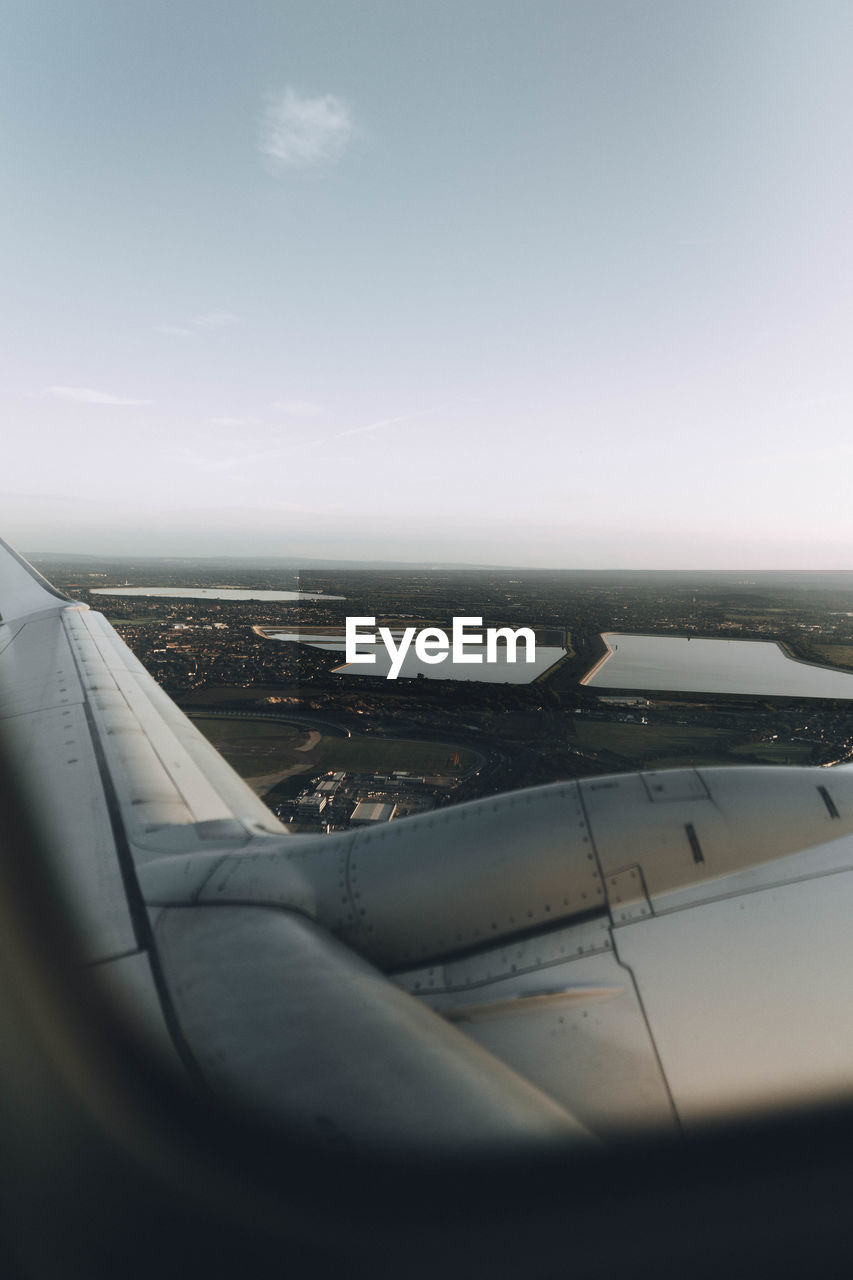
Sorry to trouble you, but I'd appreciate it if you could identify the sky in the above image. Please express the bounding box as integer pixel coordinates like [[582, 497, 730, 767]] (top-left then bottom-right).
[[3, 1, 853, 569]]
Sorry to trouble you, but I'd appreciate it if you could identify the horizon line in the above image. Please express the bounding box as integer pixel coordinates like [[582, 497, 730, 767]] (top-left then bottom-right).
[[23, 549, 853, 575]]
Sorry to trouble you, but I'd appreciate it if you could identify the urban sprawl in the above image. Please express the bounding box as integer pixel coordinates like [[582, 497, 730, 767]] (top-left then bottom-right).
[[36, 559, 853, 833]]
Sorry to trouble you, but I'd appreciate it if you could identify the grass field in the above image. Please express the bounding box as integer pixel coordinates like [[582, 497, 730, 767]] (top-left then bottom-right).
[[190, 718, 305, 747], [533, 649, 574, 683], [189, 714, 477, 785], [180, 687, 297, 706], [189, 716, 312, 778], [573, 722, 737, 763], [811, 645, 853, 671], [315, 736, 476, 776], [729, 741, 815, 764]]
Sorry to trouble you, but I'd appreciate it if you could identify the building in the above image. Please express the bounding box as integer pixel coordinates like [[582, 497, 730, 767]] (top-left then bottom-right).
[[296, 793, 327, 820], [316, 777, 343, 796], [350, 801, 397, 825]]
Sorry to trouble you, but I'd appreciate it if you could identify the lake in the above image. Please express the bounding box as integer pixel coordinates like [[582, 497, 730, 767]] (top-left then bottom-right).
[[268, 630, 567, 684], [583, 633, 853, 699], [91, 586, 344, 603]]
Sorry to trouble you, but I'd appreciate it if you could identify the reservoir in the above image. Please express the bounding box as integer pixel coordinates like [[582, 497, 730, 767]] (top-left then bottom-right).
[[583, 633, 853, 699], [91, 586, 344, 603], [267, 630, 567, 684]]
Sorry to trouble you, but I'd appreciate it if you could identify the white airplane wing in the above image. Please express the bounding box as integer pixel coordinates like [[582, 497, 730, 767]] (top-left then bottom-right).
[[0, 536, 587, 1149], [4, 533, 853, 1148]]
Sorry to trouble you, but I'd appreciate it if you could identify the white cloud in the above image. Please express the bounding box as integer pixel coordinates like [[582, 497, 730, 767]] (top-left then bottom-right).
[[334, 412, 415, 440], [192, 310, 241, 329], [47, 386, 150, 406], [155, 323, 194, 337], [259, 88, 353, 170], [271, 399, 324, 416], [155, 311, 239, 337], [164, 445, 288, 473], [333, 403, 457, 441], [209, 417, 250, 428], [332, 396, 480, 440]]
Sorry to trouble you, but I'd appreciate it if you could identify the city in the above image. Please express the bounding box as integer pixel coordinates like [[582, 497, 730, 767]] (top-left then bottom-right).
[[32, 555, 853, 838]]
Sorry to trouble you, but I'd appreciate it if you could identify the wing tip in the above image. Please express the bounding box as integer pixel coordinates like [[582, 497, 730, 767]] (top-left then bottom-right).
[[0, 535, 76, 622]]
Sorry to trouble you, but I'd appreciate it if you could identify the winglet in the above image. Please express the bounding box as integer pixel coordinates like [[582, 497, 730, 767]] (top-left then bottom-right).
[[0, 536, 77, 623]]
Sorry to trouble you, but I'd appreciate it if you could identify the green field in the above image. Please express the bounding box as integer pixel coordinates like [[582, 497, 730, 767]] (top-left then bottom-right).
[[189, 714, 477, 785], [189, 716, 311, 777], [314, 736, 476, 776], [729, 741, 815, 765], [533, 648, 574, 684], [811, 645, 853, 671], [190, 717, 304, 746], [573, 721, 737, 764], [180, 686, 297, 706]]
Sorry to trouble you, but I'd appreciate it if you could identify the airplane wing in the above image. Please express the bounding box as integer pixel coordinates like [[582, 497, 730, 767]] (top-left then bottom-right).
[[4, 533, 853, 1149], [0, 536, 587, 1149]]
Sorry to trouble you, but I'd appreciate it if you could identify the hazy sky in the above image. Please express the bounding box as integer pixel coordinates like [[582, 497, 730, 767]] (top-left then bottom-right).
[[3, 2, 853, 567]]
